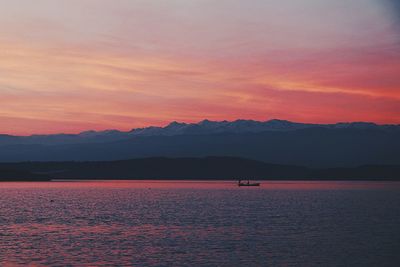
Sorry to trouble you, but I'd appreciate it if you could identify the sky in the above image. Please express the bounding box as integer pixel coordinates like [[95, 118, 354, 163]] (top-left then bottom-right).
[[0, 0, 399, 135]]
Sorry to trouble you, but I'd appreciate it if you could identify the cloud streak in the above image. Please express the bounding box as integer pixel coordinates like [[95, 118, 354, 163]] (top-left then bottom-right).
[[0, 0, 399, 134]]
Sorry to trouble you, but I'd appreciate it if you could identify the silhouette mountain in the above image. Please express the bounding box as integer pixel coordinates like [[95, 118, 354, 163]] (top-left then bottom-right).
[[0, 119, 399, 167]]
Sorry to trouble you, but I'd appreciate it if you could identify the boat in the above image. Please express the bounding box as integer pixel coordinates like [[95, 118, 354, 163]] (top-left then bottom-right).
[[238, 180, 260, 186]]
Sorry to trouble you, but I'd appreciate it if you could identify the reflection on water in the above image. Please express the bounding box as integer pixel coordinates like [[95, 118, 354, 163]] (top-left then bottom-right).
[[0, 181, 399, 266]]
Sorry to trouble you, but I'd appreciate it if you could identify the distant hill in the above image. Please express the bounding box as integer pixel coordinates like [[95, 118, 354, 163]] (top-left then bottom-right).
[[0, 157, 399, 181], [0, 119, 399, 167], [0, 169, 51, 181]]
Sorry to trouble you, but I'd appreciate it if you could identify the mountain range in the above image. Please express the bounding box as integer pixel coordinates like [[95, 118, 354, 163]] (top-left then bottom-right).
[[1, 119, 399, 167]]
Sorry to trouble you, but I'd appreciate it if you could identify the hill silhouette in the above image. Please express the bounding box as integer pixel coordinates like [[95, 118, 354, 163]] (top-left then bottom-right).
[[0, 119, 399, 167], [0, 169, 51, 181], [1, 157, 399, 181]]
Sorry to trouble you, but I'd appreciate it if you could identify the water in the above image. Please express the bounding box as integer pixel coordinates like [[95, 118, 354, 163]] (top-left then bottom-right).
[[0, 181, 399, 266]]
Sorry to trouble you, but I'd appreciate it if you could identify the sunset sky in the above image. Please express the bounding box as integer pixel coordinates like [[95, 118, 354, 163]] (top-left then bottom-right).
[[0, 0, 399, 135]]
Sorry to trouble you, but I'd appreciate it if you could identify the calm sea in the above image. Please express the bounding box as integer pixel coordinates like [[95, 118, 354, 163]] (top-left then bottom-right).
[[0, 181, 399, 266]]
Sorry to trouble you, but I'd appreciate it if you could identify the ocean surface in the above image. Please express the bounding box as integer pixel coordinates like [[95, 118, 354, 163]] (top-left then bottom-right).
[[0, 180, 399, 267]]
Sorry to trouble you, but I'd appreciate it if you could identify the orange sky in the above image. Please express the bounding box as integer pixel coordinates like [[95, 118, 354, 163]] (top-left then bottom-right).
[[0, 0, 399, 135]]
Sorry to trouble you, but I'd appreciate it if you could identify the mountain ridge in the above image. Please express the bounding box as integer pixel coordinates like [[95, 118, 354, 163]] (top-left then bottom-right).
[[0, 119, 398, 167], [2, 119, 399, 140]]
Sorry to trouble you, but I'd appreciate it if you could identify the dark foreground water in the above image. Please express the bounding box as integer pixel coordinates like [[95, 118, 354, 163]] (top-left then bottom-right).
[[0, 181, 399, 267]]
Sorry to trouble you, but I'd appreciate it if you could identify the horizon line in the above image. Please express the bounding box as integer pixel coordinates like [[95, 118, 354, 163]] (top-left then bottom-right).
[[1, 118, 399, 137]]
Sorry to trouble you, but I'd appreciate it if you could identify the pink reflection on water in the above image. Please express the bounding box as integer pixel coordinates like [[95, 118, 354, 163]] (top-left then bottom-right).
[[1, 222, 249, 266], [0, 180, 399, 266]]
